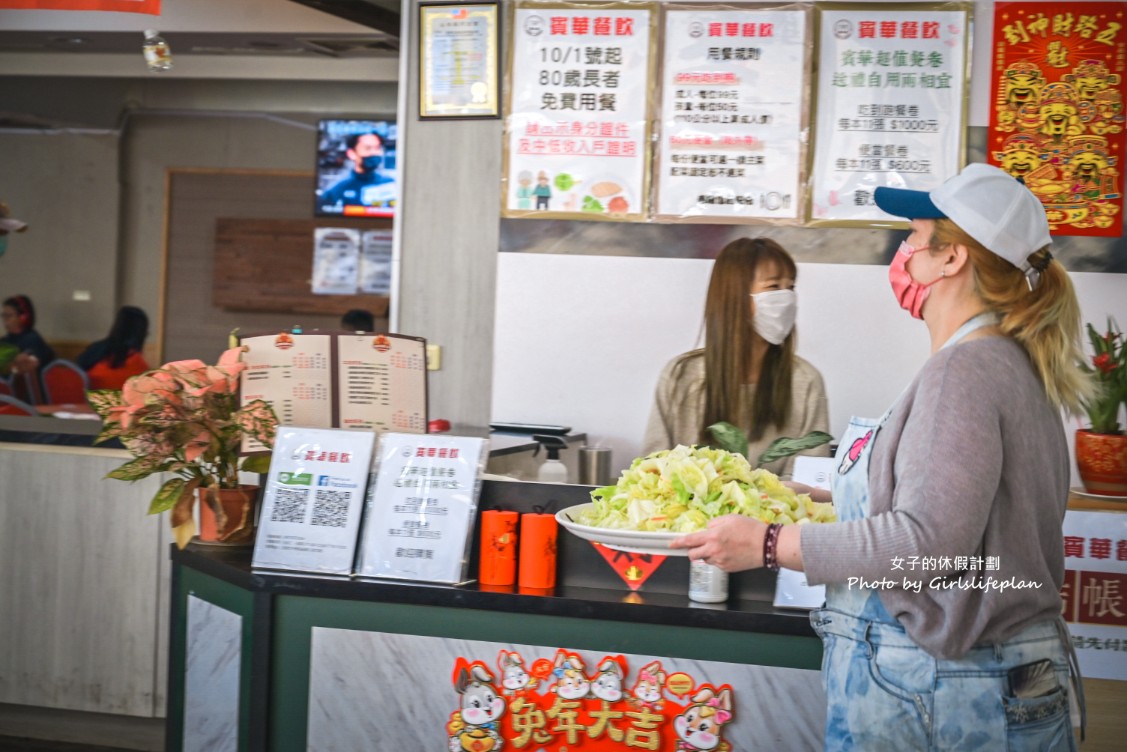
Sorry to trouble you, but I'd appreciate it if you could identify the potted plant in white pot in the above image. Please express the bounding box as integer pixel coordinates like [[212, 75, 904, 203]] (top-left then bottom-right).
[[88, 346, 278, 547]]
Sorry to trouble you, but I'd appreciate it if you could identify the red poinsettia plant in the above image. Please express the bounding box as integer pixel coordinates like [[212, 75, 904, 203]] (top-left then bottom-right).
[[1080, 317, 1127, 435], [88, 346, 278, 547]]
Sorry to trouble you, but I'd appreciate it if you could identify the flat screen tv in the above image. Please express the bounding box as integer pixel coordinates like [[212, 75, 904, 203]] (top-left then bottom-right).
[[315, 119, 398, 218]]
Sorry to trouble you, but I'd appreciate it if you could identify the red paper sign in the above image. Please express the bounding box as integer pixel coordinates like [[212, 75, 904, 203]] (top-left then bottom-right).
[[0, 0, 158, 11], [448, 652, 736, 751], [591, 542, 667, 591], [988, 2, 1126, 237]]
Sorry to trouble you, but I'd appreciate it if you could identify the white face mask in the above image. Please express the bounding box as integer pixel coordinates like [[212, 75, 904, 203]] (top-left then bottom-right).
[[750, 289, 797, 345]]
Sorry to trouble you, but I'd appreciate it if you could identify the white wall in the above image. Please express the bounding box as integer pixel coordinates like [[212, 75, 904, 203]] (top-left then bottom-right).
[[493, 254, 1127, 482]]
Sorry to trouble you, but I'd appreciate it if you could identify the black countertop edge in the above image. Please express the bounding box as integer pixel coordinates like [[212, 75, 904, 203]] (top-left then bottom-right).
[[172, 545, 816, 638]]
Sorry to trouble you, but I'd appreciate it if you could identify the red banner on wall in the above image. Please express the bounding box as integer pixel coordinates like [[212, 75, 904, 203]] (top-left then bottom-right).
[[988, 2, 1126, 237], [0, 0, 158, 13]]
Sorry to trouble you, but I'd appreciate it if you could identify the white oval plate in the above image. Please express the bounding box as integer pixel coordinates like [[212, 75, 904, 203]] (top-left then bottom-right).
[[556, 503, 690, 556]]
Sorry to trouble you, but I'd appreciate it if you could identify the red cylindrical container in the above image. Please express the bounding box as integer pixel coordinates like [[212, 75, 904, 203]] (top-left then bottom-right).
[[518, 513, 558, 589], [478, 510, 519, 586]]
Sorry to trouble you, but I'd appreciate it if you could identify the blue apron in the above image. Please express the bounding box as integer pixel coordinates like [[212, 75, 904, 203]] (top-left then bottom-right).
[[810, 313, 1081, 751]]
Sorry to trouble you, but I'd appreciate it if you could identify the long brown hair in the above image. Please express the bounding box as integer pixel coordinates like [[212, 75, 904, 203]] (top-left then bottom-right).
[[932, 219, 1094, 413], [689, 237, 797, 443]]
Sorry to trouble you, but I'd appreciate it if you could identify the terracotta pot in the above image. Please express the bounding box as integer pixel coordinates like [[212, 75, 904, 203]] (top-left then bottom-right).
[[197, 485, 260, 544], [1076, 430, 1127, 497]]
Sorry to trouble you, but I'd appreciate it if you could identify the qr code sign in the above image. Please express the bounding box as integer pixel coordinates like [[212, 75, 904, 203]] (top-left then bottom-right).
[[270, 487, 309, 524], [311, 489, 351, 527]]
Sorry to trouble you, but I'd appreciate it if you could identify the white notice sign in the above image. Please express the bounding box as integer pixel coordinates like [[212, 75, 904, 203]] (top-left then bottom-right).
[[656, 8, 809, 221], [356, 433, 489, 584], [252, 426, 376, 575]]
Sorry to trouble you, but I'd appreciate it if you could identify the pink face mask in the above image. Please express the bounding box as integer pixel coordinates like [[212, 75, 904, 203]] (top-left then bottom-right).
[[888, 240, 943, 319]]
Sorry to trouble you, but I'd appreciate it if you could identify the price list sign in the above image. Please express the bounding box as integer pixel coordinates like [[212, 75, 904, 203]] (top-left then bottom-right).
[[338, 334, 427, 433], [1061, 510, 1127, 681], [240, 333, 334, 452], [504, 2, 656, 221], [808, 5, 970, 225], [355, 433, 490, 584], [656, 7, 810, 222]]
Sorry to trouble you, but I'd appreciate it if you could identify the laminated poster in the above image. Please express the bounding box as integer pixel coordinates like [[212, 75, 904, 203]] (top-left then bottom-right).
[[988, 2, 1126, 237], [355, 433, 489, 584], [1061, 510, 1127, 681], [359, 229, 393, 295], [238, 331, 427, 452], [808, 4, 970, 225], [311, 227, 360, 295], [656, 6, 809, 222], [504, 2, 656, 221], [252, 426, 376, 575]]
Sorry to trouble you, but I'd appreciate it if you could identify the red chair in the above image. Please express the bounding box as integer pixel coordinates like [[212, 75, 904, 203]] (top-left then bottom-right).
[[10, 365, 43, 405], [41, 360, 90, 405], [0, 394, 37, 416], [0, 376, 11, 396]]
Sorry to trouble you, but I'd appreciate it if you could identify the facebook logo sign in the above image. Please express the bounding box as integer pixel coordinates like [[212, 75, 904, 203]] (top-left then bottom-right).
[[318, 475, 331, 487]]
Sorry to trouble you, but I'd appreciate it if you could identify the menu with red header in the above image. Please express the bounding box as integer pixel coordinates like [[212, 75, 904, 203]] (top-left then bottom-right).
[[239, 330, 428, 452]]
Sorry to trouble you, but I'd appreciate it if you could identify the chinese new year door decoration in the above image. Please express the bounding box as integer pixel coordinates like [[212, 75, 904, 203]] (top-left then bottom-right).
[[446, 652, 736, 750], [989, 2, 1126, 237]]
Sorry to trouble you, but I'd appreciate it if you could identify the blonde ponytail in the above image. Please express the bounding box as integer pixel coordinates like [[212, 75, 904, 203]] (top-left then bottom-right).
[[933, 219, 1095, 414]]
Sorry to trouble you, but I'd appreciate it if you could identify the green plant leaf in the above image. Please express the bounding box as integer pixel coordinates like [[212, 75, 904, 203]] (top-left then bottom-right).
[[106, 453, 167, 481], [757, 431, 834, 466], [240, 454, 272, 474], [149, 477, 186, 515], [706, 421, 749, 458]]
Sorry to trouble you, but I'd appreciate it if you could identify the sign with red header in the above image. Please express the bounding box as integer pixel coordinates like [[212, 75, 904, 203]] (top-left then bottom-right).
[[1061, 510, 1127, 681], [0, 0, 158, 12], [988, 2, 1126, 237]]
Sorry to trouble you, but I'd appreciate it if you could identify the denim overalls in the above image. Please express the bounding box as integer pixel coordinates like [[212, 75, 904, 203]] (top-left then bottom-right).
[[810, 314, 1081, 750]]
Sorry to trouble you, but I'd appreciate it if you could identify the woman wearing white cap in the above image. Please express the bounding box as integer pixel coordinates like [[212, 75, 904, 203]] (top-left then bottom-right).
[[673, 163, 1092, 749]]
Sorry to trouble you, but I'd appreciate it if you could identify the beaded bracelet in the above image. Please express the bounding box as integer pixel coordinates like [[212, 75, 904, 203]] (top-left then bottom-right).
[[763, 523, 783, 572]]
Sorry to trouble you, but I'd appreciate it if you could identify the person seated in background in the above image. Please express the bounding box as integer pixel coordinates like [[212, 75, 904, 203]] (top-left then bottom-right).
[[641, 238, 830, 479], [77, 306, 150, 390], [341, 308, 375, 332], [1, 294, 56, 380]]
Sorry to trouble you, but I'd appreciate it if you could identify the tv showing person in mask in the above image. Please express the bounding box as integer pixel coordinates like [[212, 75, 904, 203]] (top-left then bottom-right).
[[315, 120, 398, 218]]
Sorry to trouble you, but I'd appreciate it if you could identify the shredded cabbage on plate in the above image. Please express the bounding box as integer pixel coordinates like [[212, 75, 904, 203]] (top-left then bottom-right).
[[577, 444, 836, 533]]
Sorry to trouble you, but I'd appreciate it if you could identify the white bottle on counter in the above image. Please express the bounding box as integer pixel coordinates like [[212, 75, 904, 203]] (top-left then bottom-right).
[[689, 559, 729, 603], [535, 434, 570, 484]]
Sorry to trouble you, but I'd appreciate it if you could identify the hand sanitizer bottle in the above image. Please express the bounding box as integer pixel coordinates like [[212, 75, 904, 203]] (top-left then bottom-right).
[[534, 434, 570, 484]]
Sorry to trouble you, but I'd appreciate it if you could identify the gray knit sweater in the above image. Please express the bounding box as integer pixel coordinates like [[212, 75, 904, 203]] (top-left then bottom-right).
[[801, 336, 1069, 659]]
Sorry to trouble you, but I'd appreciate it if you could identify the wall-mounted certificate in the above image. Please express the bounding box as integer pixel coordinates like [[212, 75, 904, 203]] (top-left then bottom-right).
[[655, 6, 811, 223], [355, 433, 490, 584], [252, 426, 377, 575], [808, 3, 971, 226], [419, 2, 501, 119]]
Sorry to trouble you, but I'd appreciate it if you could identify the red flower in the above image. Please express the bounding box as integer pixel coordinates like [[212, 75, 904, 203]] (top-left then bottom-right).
[[1093, 353, 1117, 374]]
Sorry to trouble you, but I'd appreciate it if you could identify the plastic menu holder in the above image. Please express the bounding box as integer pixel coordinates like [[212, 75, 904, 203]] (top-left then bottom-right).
[[354, 432, 489, 584]]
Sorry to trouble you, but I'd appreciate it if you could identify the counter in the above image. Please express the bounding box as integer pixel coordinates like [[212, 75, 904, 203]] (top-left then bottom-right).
[[166, 480, 824, 751]]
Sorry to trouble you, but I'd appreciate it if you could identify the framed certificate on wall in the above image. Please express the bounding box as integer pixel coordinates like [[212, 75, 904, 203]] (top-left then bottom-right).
[[419, 2, 501, 119]]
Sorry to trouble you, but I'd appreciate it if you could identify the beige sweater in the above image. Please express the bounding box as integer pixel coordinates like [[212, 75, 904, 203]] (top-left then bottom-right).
[[641, 350, 830, 478]]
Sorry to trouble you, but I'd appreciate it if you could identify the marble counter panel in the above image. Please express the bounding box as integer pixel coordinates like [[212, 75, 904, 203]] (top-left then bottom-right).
[[183, 595, 240, 752]]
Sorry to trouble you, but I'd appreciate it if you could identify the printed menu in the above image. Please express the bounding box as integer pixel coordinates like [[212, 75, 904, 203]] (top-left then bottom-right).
[[808, 5, 970, 225], [239, 330, 427, 452], [656, 6, 810, 222]]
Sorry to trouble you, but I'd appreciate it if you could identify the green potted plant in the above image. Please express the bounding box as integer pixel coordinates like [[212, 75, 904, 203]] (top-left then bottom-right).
[[1076, 317, 1127, 496], [88, 346, 278, 547]]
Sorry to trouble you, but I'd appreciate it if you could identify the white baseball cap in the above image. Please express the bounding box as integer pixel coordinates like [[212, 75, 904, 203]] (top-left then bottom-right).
[[874, 163, 1052, 281], [0, 202, 27, 233]]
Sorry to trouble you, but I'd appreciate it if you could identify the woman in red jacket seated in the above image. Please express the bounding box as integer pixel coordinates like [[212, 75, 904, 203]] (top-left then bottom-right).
[[77, 306, 150, 390]]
